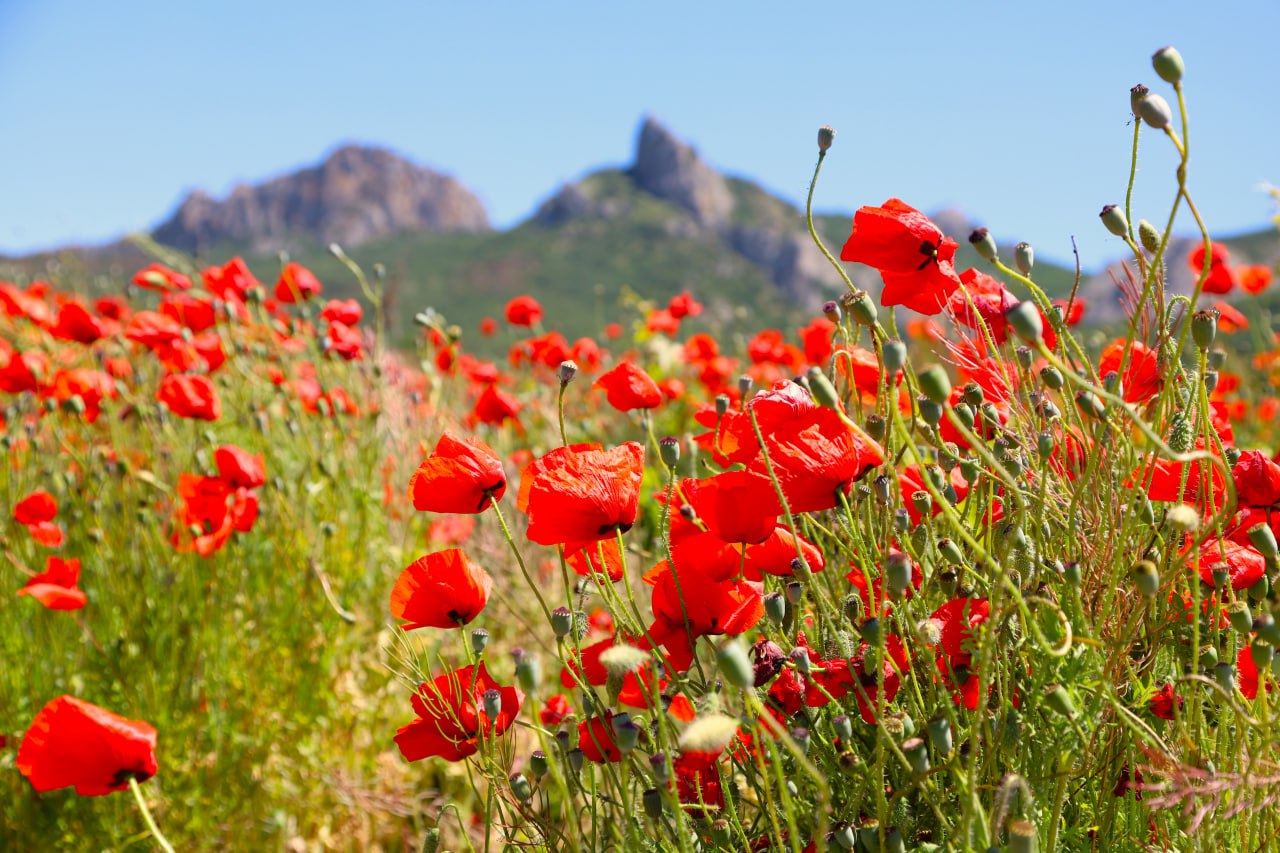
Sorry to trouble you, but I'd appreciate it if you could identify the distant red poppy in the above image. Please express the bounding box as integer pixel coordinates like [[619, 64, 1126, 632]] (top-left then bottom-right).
[[479, 317, 498, 336], [604, 322, 623, 339], [320, 298, 362, 326], [1148, 683, 1183, 720], [390, 549, 493, 630], [394, 663, 523, 762], [409, 431, 506, 513], [517, 442, 644, 546], [540, 694, 572, 725], [1213, 301, 1248, 334], [159, 293, 217, 332], [668, 291, 703, 319], [593, 362, 662, 411], [1233, 450, 1280, 508], [52, 302, 110, 344], [14, 490, 57, 525], [472, 383, 522, 426], [17, 696, 158, 796], [157, 374, 222, 421], [324, 320, 364, 360], [564, 538, 626, 582], [171, 474, 257, 557], [215, 445, 266, 489], [799, 317, 836, 365], [132, 262, 191, 292], [17, 556, 86, 611], [646, 308, 680, 336], [674, 751, 725, 810], [0, 348, 48, 394], [577, 713, 623, 763], [839, 199, 961, 315], [275, 262, 323, 303], [125, 310, 184, 350], [1098, 341, 1163, 404], [427, 516, 476, 546], [1240, 265, 1273, 295], [202, 257, 261, 302], [1189, 241, 1235, 294], [505, 295, 543, 327]]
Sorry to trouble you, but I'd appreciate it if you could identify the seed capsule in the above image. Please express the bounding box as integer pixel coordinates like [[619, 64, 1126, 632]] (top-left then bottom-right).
[[1152, 46, 1184, 85], [969, 227, 998, 262]]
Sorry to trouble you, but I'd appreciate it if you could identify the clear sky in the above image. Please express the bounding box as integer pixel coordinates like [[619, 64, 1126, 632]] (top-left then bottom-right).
[[1, 1, 1276, 267]]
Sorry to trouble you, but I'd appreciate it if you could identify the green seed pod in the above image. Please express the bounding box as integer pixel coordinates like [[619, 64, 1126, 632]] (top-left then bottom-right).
[[926, 715, 953, 755], [1138, 219, 1162, 253], [883, 827, 906, 853], [917, 395, 943, 427], [1213, 661, 1236, 693], [918, 365, 952, 405], [864, 413, 886, 442], [483, 689, 503, 721], [902, 737, 929, 774], [1252, 638, 1275, 670], [1006, 301, 1044, 345], [872, 474, 893, 504], [557, 360, 578, 385], [509, 772, 533, 802], [715, 394, 730, 417], [642, 787, 664, 819], [952, 401, 975, 430], [1043, 684, 1078, 719], [1132, 561, 1160, 597], [1008, 819, 1038, 853], [516, 653, 542, 692], [658, 436, 681, 469], [960, 457, 981, 484], [857, 820, 881, 853], [833, 714, 854, 743], [911, 490, 933, 518], [1191, 309, 1218, 350], [962, 382, 985, 408], [1249, 575, 1271, 602], [785, 581, 804, 604], [807, 366, 842, 411], [969, 227, 998, 262], [611, 713, 640, 754], [832, 825, 857, 850], [790, 646, 811, 675], [1099, 204, 1129, 237], [938, 538, 964, 564], [764, 592, 788, 625], [551, 607, 574, 639], [1199, 643, 1219, 669], [882, 339, 907, 376], [1015, 346, 1034, 371], [716, 639, 754, 688], [1255, 613, 1280, 646], [1208, 348, 1228, 370], [1037, 431, 1054, 463], [529, 749, 549, 778], [885, 552, 913, 598], [470, 628, 490, 656], [1248, 524, 1279, 561], [1075, 391, 1106, 420], [1228, 600, 1254, 634], [845, 290, 878, 326], [1152, 46, 1184, 85], [938, 569, 959, 597], [818, 125, 837, 151], [1137, 92, 1174, 130], [860, 618, 882, 644], [1014, 242, 1034, 275]]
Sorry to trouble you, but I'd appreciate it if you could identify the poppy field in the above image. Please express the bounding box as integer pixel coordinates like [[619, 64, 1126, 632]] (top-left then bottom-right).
[[6, 46, 1280, 852]]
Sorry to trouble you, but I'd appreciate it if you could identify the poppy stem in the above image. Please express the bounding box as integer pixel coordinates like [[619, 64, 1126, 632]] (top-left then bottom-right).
[[804, 151, 859, 296], [128, 777, 176, 853]]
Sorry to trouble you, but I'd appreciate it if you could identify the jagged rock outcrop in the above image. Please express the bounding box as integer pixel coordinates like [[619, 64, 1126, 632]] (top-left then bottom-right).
[[629, 117, 735, 225], [152, 145, 489, 254]]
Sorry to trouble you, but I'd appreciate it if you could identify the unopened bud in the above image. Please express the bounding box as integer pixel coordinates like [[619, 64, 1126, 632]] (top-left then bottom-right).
[[917, 365, 951, 405], [968, 227, 998, 262], [902, 737, 929, 774], [1137, 92, 1173, 130], [1099, 204, 1129, 237], [1191, 309, 1218, 350], [1132, 560, 1160, 597], [1152, 46, 1184, 85], [659, 436, 681, 469], [1006, 301, 1044, 345], [1138, 219, 1162, 253], [807, 366, 842, 410], [716, 639, 754, 688], [845, 290, 878, 326], [882, 339, 907, 376]]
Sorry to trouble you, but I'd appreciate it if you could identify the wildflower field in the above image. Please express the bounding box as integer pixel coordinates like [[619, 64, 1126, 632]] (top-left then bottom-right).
[[6, 47, 1280, 852]]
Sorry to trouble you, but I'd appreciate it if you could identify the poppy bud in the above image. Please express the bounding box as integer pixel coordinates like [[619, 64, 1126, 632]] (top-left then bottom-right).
[[832, 825, 857, 850], [1191, 309, 1218, 350], [557, 360, 578, 385], [1228, 600, 1254, 634], [843, 593, 863, 623], [936, 539, 963, 566], [785, 581, 804, 605], [790, 646, 811, 675], [611, 712, 640, 753], [860, 618, 881, 644], [1006, 301, 1044, 346], [911, 490, 932, 519], [1137, 92, 1173, 130], [885, 553, 913, 599], [917, 395, 943, 427], [823, 300, 842, 323], [1252, 638, 1275, 670], [918, 365, 951, 405], [471, 628, 490, 656], [902, 737, 929, 774], [877, 337, 907, 375], [1248, 523, 1279, 562], [648, 751, 670, 783], [818, 125, 836, 151], [947, 403, 973, 434], [1043, 684, 1078, 719], [791, 727, 811, 754], [642, 787, 664, 819], [529, 749, 549, 778], [1132, 560, 1160, 597], [1014, 242, 1035, 275], [658, 436, 681, 470], [959, 457, 981, 484], [844, 290, 878, 326], [551, 606, 574, 638], [1249, 575, 1271, 602], [871, 474, 892, 505], [1224, 446, 1241, 467], [1099, 205, 1129, 237], [1255, 613, 1280, 646], [864, 413, 886, 442], [738, 375, 753, 398], [926, 715, 953, 755], [1138, 219, 1162, 253], [567, 747, 585, 773], [1008, 819, 1037, 853], [893, 508, 911, 533], [764, 592, 788, 624], [807, 366, 842, 411], [832, 714, 854, 742], [510, 772, 533, 802], [1075, 391, 1106, 420], [716, 639, 754, 688], [969, 228, 998, 262], [1213, 661, 1236, 693], [1152, 46, 1184, 85]]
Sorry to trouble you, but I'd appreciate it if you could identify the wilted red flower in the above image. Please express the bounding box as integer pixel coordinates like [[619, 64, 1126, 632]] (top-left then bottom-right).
[[1148, 683, 1183, 720], [215, 445, 266, 489], [18, 696, 157, 796], [1098, 341, 1163, 404], [409, 431, 506, 514], [1240, 264, 1273, 295], [839, 199, 961, 315], [157, 374, 222, 421], [132, 262, 191, 292], [1189, 241, 1235, 294], [505, 295, 543, 327], [517, 442, 644, 546], [1233, 450, 1280, 508], [17, 556, 86, 611], [320, 298, 362, 326], [390, 549, 493, 629], [275, 262, 323, 303], [202, 257, 261, 302], [577, 714, 623, 763], [593, 361, 662, 411], [394, 663, 523, 762]]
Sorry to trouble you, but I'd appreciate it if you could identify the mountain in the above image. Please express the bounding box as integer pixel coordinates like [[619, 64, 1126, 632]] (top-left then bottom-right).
[[152, 145, 489, 254]]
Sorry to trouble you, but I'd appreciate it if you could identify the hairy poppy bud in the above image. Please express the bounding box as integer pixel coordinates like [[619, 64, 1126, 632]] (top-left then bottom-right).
[[1191, 309, 1218, 350], [969, 227, 998, 262], [1152, 46, 1184, 85], [1228, 600, 1254, 635], [1008, 819, 1037, 853], [937, 538, 964, 565], [716, 639, 754, 688], [832, 826, 857, 850], [1255, 613, 1280, 646], [764, 592, 787, 625], [509, 772, 532, 802], [1014, 242, 1034, 275], [902, 737, 929, 774], [1138, 219, 1162, 253], [926, 716, 953, 755], [918, 365, 951, 405], [1099, 204, 1129, 237], [807, 366, 842, 411], [959, 457, 980, 484], [823, 299, 842, 323], [1137, 92, 1173, 130], [1044, 684, 1078, 719], [658, 436, 681, 469], [529, 749, 549, 778], [1248, 523, 1279, 562], [872, 474, 893, 504], [882, 339, 907, 376], [1132, 560, 1160, 597], [818, 125, 836, 151], [1006, 301, 1044, 345], [845, 290, 878, 326], [421, 828, 441, 853], [950, 402, 974, 432]]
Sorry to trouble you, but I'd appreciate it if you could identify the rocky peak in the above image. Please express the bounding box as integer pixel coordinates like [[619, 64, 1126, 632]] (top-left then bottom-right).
[[152, 145, 489, 254], [629, 117, 734, 225]]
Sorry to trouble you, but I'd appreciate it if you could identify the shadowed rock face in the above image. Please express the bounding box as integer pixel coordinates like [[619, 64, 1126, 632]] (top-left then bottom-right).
[[629, 117, 735, 225], [153, 145, 489, 254]]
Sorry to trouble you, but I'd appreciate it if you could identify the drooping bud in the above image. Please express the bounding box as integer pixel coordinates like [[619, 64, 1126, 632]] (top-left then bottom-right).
[[1213, 661, 1236, 693], [882, 339, 907, 376], [1099, 204, 1129, 237], [716, 639, 754, 688], [823, 300, 842, 323], [1152, 46, 1184, 85], [807, 366, 842, 410], [1014, 242, 1034, 275], [968, 227, 998, 262]]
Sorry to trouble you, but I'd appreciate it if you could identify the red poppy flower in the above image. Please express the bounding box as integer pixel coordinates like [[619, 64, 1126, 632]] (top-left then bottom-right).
[[132, 262, 191, 292], [646, 308, 680, 336], [390, 549, 493, 629], [275, 262, 323, 303], [540, 694, 572, 725], [472, 383, 522, 426], [647, 565, 763, 672], [14, 490, 57, 525], [52, 302, 110, 344], [505, 295, 543, 327], [394, 663, 523, 762], [681, 471, 779, 545], [1233, 450, 1280, 508], [839, 199, 961, 315], [673, 751, 725, 811], [157, 374, 221, 421], [202, 257, 261, 302], [577, 714, 623, 763], [1052, 298, 1087, 326], [320, 298, 363, 326], [747, 407, 884, 514], [1213, 301, 1248, 334], [1238, 644, 1268, 700], [741, 527, 826, 579], [1148, 683, 1183, 720], [1098, 341, 1163, 404], [1240, 265, 1273, 295], [215, 445, 266, 489], [668, 291, 703, 320], [17, 556, 86, 611], [593, 362, 662, 411], [17, 696, 158, 796], [1189, 241, 1235, 294], [564, 538, 626, 582], [125, 310, 184, 350], [171, 474, 256, 557], [799, 318, 837, 365], [159, 293, 217, 333], [928, 597, 991, 662], [517, 442, 644, 546], [1196, 539, 1266, 590], [0, 348, 48, 393], [427, 516, 476, 546], [409, 431, 506, 513]]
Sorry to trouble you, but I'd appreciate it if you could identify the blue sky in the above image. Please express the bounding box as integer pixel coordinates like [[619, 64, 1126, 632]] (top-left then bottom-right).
[[1, 1, 1276, 267]]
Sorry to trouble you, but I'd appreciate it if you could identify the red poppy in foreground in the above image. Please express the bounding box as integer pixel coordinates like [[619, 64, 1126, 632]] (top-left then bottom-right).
[[215, 445, 266, 489], [202, 257, 261, 302], [409, 431, 506, 513], [1196, 539, 1266, 591], [593, 361, 662, 411], [394, 663, 523, 762], [157, 373, 222, 421], [517, 442, 644, 546], [18, 696, 158, 796], [1233, 450, 1280, 508], [680, 471, 779, 545], [839, 199, 961, 315], [578, 713, 623, 763], [17, 556, 86, 611], [748, 407, 884, 514], [390, 549, 493, 630]]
